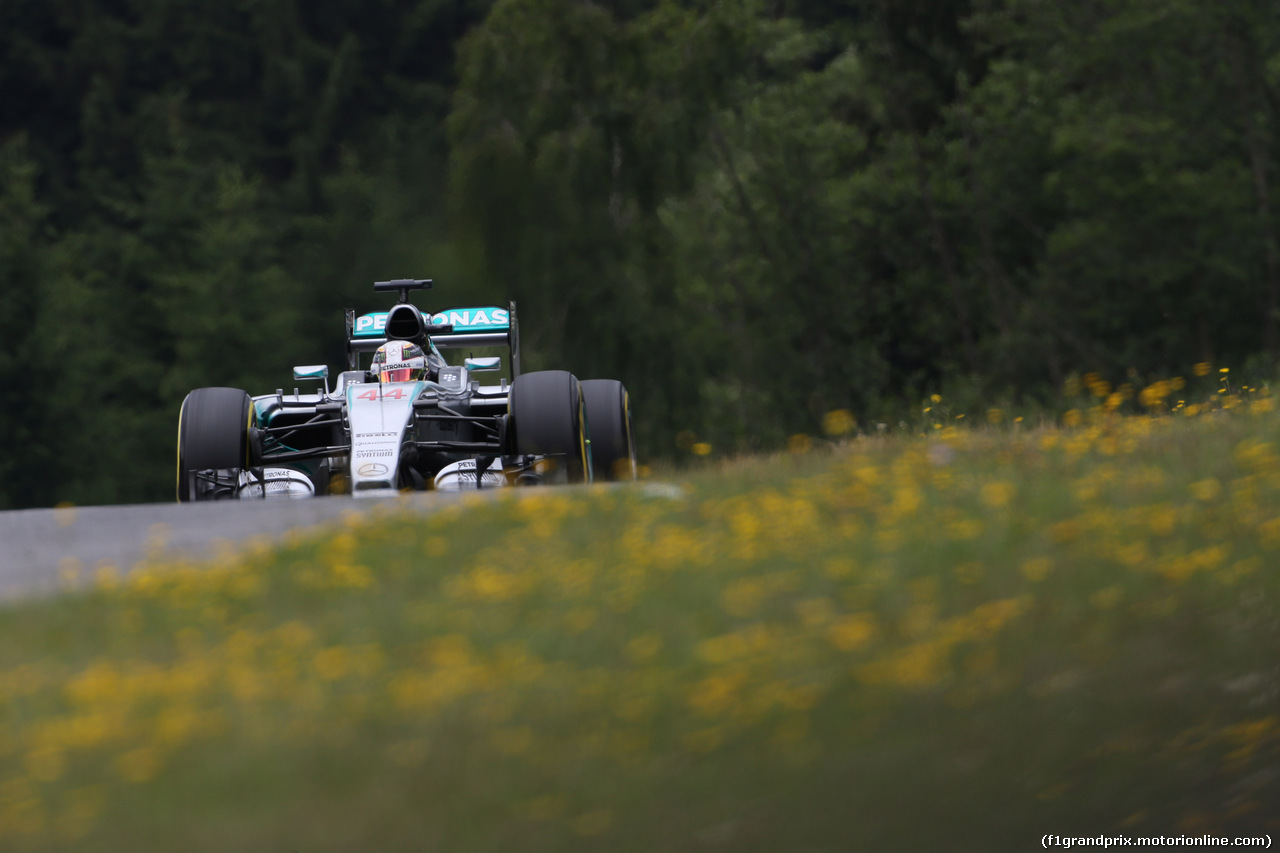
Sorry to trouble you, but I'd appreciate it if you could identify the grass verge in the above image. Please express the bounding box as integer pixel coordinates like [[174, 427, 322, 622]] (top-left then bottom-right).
[[2, 407, 1280, 849]]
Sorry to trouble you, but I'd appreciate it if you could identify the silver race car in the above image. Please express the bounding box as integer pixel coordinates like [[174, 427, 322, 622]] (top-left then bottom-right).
[[176, 279, 636, 500]]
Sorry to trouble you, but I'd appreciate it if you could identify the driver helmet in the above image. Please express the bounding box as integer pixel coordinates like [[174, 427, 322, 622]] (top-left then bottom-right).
[[372, 341, 427, 383]]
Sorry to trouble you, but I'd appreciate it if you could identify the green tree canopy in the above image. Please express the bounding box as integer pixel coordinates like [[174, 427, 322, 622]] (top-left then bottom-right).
[[3, 0, 1280, 505]]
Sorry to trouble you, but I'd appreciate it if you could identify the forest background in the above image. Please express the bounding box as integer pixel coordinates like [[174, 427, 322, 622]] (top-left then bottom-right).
[[2, 0, 1278, 508]]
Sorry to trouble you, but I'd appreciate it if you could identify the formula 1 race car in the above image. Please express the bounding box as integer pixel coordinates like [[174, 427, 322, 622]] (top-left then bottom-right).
[[176, 279, 636, 500]]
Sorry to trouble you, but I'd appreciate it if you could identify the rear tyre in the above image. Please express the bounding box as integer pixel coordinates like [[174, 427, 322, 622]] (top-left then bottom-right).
[[580, 379, 636, 481], [177, 387, 252, 502], [508, 370, 591, 484]]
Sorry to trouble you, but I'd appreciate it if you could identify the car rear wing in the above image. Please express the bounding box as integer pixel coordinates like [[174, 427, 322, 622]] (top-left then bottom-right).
[[345, 302, 522, 377]]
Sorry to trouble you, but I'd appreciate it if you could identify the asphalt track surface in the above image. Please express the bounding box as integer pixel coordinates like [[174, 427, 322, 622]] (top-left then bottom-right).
[[0, 492, 495, 602]]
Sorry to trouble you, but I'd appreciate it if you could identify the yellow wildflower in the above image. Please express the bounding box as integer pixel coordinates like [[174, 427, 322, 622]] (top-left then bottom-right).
[[1019, 557, 1053, 582], [825, 614, 877, 651], [822, 409, 856, 436]]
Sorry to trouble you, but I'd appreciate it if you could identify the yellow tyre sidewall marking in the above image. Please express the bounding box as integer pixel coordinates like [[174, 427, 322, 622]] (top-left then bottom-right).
[[175, 395, 187, 502]]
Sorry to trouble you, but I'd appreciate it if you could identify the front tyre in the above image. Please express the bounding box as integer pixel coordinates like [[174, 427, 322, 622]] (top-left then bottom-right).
[[176, 387, 252, 501], [508, 370, 591, 484], [580, 379, 637, 481]]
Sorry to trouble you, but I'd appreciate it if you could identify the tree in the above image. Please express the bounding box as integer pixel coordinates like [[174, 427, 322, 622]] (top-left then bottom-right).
[[0, 0, 490, 506], [0, 138, 55, 508]]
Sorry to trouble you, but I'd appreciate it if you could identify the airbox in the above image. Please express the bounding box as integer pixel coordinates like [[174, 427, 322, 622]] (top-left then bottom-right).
[[385, 303, 426, 342]]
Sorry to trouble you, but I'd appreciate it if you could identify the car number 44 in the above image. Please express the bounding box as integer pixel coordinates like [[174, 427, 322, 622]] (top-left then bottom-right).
[[357, 388, 407, 401]]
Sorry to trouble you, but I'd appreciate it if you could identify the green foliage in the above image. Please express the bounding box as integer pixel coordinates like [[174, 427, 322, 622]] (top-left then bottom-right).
[[0, 138, 55, 509], [450, 0, 1280, 459], [5, 0, 1280, 504], [0, 0, 489, 506]]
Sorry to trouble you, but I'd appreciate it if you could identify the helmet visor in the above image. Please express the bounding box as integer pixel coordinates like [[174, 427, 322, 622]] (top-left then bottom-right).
[[379, 366, 421, 383]]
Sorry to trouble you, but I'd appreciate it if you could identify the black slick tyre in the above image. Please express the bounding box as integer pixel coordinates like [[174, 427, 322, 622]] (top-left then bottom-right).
[[508, 370, 591, 484], [176, 387, 252, 501], [580, 379, 636, 481]]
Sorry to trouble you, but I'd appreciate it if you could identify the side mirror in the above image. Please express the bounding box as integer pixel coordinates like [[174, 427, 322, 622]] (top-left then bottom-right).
[[293, 364, 329, 380], [293, 364, 330, 395], [464, 356, 502, 372]]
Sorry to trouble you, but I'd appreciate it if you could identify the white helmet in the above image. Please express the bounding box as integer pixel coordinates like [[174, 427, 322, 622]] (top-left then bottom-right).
[[372, 340, 427, 383]]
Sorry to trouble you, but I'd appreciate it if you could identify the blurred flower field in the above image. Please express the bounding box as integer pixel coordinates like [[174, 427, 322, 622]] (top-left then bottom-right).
[[2, 389, 1280, 850]]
